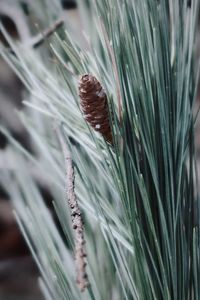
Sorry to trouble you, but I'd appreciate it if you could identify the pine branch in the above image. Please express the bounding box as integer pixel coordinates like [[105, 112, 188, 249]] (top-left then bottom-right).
[[1, 0, 200, 299]]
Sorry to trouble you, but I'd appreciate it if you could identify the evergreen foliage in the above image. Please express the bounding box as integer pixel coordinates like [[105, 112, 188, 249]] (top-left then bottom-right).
[[0, 0, 200, 299]]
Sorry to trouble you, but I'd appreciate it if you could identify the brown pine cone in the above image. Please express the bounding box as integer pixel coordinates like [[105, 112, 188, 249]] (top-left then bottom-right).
[[79, 74, 113, 144]]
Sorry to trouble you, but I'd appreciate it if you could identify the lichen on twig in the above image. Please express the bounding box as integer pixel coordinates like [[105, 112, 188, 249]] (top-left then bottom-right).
[[56, 126, 89, 292]]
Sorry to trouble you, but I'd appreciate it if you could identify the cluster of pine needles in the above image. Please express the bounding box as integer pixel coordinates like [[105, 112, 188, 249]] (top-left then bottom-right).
[[0, 0, 200, 299]]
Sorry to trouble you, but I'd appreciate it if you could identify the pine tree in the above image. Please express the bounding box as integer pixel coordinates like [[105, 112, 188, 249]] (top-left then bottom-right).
[[0, 0, 200, 299]]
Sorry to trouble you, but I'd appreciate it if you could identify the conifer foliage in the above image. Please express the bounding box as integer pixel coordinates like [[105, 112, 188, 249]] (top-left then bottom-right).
[[0, 0, 200, 299]]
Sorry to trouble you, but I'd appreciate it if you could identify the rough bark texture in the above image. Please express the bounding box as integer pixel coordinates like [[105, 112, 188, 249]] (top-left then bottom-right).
[[66, 153, 89, 292], [79, 74, 113, 144], [56, 127, 89, 292]]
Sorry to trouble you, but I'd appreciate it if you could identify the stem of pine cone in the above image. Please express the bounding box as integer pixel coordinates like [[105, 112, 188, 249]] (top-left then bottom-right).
[[100, 21, 122, 124]]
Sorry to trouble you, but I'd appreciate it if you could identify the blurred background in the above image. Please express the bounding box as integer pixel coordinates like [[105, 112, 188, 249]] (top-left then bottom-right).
[[0, 1, 78, 299], [0, 1, 200, 299]]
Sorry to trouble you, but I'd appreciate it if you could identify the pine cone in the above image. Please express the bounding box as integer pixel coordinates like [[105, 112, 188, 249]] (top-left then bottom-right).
[[79, 74, 113, 144]]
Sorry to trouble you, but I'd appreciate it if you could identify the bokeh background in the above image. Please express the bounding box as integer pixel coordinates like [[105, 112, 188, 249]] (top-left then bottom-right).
[[0, 1, 78, 299]]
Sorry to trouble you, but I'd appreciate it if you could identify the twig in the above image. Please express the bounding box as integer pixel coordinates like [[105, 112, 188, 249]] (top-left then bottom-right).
[[0, 17, 64, 51], [55, 126, 89, 292], [24, 18, 64, 48]]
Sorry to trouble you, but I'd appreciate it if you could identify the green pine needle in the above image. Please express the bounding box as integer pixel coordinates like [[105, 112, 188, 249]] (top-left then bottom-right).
[[0, 0, 200, 299]]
